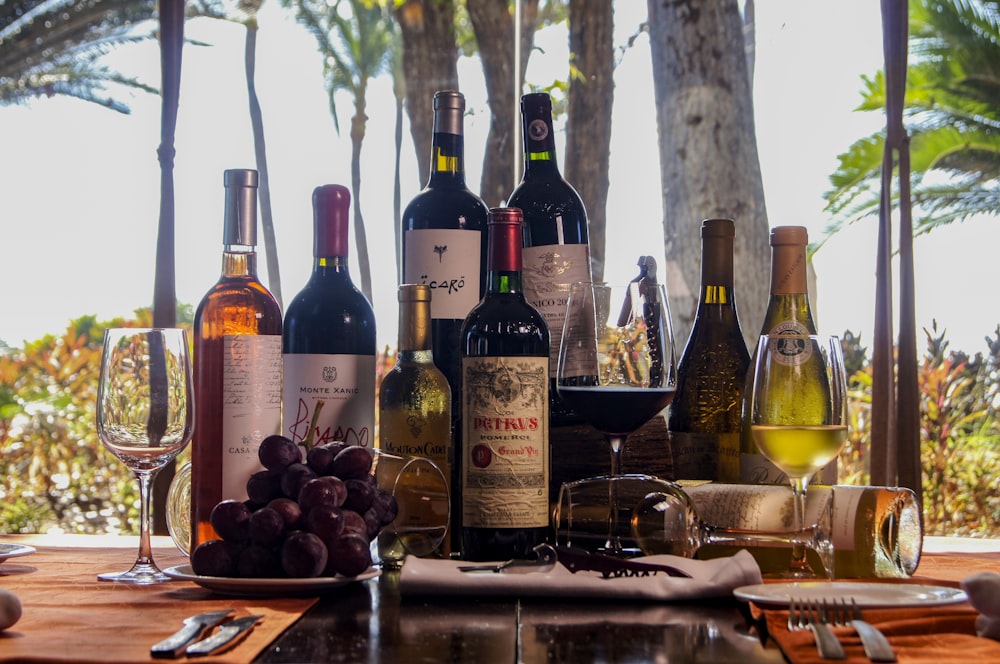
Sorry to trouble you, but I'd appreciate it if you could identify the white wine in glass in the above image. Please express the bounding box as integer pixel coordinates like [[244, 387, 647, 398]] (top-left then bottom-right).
[[97, 328, 194, 584], [746, 333, 847, 578]]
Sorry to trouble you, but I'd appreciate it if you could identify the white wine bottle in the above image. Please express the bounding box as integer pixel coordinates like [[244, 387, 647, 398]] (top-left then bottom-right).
[[378, 284, 453, 558], [741, 226, 836, 484], [686, 483, 923, 579], [668, 219, 749, 482]]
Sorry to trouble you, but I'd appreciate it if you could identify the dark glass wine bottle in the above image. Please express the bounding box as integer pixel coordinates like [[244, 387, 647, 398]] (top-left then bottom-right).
[[507, 92, 592, 426], [400, 90, 490, 445], [191, 169, 283, 554], [378, 284, 454, 558], [283, 184, 376, 450], [460, 208, 550, 561], [668, 219, 750, 482], [741, 225, 834, 484]]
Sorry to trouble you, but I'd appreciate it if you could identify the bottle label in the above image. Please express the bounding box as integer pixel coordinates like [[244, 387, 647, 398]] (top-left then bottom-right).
[[739, 452, 789, 484], [831, 485, 864, 552], [461, 356, 549, 528], [767, 321, 813, 366], [404, 228, 481, 320], [687, 483, 831, 535], [669, 431, 739, 481], [222, 335, 283, 500], [282, 354, 376, 449], [522, 243, 591, 374]]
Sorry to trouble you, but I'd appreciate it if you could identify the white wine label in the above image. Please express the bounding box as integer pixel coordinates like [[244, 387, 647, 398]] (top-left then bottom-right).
[[404, 228, 482, 320], [282, 354, 376, 449], [687, 484, 831, 534], [740, 452, 789, 484], [522, 243, 591, 374], [462, 356, 549, 528], [830, 485, 864, 551], [669, 431, 719, 480], [222, 335, 282, 501], [768, 323, 813, 366]]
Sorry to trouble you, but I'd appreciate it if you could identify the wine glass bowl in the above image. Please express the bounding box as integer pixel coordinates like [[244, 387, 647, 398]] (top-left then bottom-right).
[[746, 334, 847, 578], [97, 328, 194, 583]]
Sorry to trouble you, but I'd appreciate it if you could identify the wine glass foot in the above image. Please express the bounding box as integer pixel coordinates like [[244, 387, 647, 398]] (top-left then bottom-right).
[[98, 562, 172, 585]]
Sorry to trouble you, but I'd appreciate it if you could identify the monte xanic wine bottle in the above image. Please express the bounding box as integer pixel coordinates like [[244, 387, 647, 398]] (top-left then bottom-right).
[[283, 184, 376, 450], [191, 168, 283, 554]]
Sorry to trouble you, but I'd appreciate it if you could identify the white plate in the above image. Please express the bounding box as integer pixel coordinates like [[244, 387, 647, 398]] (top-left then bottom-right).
[[734, 581, 968, 609], [164, 564, 380, 597], [0, 543, 35, 563]]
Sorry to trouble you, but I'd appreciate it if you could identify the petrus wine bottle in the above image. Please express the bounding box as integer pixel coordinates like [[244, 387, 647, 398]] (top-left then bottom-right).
[[283, 184, 376, 450], [668, 219, 750, 482], [507, 91, 592, 426], [378, 284, 454, 556], [401, 90, 490, 445], [741, 225, 837, 485], [191, 169, 283, 553], [686, 483, 922, 578], [460, 208, 550, 561]]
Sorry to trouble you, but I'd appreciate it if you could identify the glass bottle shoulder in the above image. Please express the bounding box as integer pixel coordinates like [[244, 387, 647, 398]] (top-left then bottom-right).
[[462, 294, 550, 353], [194, 277, 282, 336], [402, 186, 489, 231]]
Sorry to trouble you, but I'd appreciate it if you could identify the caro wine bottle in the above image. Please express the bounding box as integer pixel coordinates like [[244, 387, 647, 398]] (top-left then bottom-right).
[[507, 91, 592, 426], [378, 284, 454, 557], [400, 90, 489, 444], [283, 184, 376, 450], [460, 208, 551, 561], [191, 169, 283, 553], [668, 219, 750, 482]]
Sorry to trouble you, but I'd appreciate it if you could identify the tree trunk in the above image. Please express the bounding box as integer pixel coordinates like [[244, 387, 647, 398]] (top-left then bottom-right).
[[647, 0, 769, 349], [351, 97, 374, 304], [565, 0, 613, 283], [393, 0, 460, 187], [467, 0, 539, 207]]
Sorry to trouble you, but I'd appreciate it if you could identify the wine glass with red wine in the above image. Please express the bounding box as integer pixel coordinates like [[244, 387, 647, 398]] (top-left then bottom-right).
[[556, 278, 677, 555]]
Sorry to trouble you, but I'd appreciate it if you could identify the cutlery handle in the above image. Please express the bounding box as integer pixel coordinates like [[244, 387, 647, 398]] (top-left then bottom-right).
[[151, 622, 204, 659], [852, 619, 897, 662], [810, 623, 846, 660]]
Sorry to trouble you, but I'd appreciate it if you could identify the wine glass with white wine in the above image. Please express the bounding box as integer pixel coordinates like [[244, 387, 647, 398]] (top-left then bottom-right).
[[745, 334, 847, 578], [97, 328, 194, 584]]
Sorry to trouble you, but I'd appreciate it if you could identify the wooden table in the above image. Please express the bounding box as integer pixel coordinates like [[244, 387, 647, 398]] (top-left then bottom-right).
[[0, 535, 997, 663]]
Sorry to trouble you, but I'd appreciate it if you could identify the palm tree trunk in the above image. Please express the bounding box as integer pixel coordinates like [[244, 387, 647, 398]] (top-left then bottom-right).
[[245, 19, 283, 309], [351, 99, 374, 304]]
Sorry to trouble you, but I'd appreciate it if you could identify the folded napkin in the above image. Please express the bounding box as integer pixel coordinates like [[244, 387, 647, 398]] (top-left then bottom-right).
[[399, 549, 761, 601], [962, 571, 1000, 640]]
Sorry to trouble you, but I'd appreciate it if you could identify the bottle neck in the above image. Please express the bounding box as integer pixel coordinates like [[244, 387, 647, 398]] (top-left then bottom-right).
[[700, 235, 736, 306], [521, 114, 559, 176], [397, 299, 433, 353], [427, 132, 467, 187], [313, 255, 352, 276], [222, 245, 257, 278], [769, 242, 808, 296], [486, 220, 524, 295]]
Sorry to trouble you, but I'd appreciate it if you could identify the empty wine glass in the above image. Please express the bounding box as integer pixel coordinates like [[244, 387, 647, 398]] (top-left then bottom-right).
[[97, 328, 194, 583], [556, 270, 677, 555], [746, 334, 847, 578]]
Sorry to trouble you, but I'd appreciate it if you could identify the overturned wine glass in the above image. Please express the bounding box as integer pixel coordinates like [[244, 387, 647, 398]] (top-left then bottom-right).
[[553, 475, 835, 578]]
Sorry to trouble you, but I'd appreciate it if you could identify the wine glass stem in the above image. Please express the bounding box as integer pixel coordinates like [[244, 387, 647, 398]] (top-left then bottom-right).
[[608, 435, 624, 477], [606, 435, 626, 554], [790, 476, 810, 573], [135, 469, 157, 568]]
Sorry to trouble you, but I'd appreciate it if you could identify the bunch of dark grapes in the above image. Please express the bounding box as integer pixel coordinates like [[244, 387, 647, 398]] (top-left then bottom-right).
[[190, 435, 398, 579]]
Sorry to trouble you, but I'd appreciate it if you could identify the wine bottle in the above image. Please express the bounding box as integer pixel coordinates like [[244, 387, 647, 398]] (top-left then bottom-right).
[[684, 483, 923, 579], [507, 91, 592, 426], [283, 184, 376, 450], [668, 219, 750, 483], [740, 225, 837, 484], [460, 207, 551, 561], [378, 284, 454, 558], [400, 90, 489, 444], [191, 169, 283, 553]]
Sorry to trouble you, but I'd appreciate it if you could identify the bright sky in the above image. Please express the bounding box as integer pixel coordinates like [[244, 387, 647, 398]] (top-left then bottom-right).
[[1, 1, 996, 356]]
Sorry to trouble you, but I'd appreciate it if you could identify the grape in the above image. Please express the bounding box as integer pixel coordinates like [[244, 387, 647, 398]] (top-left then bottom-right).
[[341, 509, 367, 536], [237, 544, 280, 578], [246, 469, 283, 505], [191, 539, 237, 577], [210, 500, 252, 543], [362, 507, 382, 540], [280, 462, 317, 499], [248, 507, 285, 547], [305, 504, 346, 545], [298, 476, 348, 513], [258, 434, 302, 470], [325, 533, 372, 577], [343, 478, 375, 513], [372, 489, 399, 526], [330, 446, 373, 480], [267, 497, 303, 531], [305, 442, 346, 475], [281, 532, 328, 578]]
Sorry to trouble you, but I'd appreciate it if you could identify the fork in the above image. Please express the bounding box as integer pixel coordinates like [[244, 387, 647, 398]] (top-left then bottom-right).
[[788, 597, 846, 660], [827, 597, 898, 662]]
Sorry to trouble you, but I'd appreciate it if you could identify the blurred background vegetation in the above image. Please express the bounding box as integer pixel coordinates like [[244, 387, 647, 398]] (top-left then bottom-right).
[[3, 312, 999, 537]]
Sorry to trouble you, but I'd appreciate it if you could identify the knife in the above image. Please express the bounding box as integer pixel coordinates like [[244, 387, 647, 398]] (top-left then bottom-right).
[[185, 615, 264, 657], [150, 609, 234, 659], [552, 545, 693, 579]]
